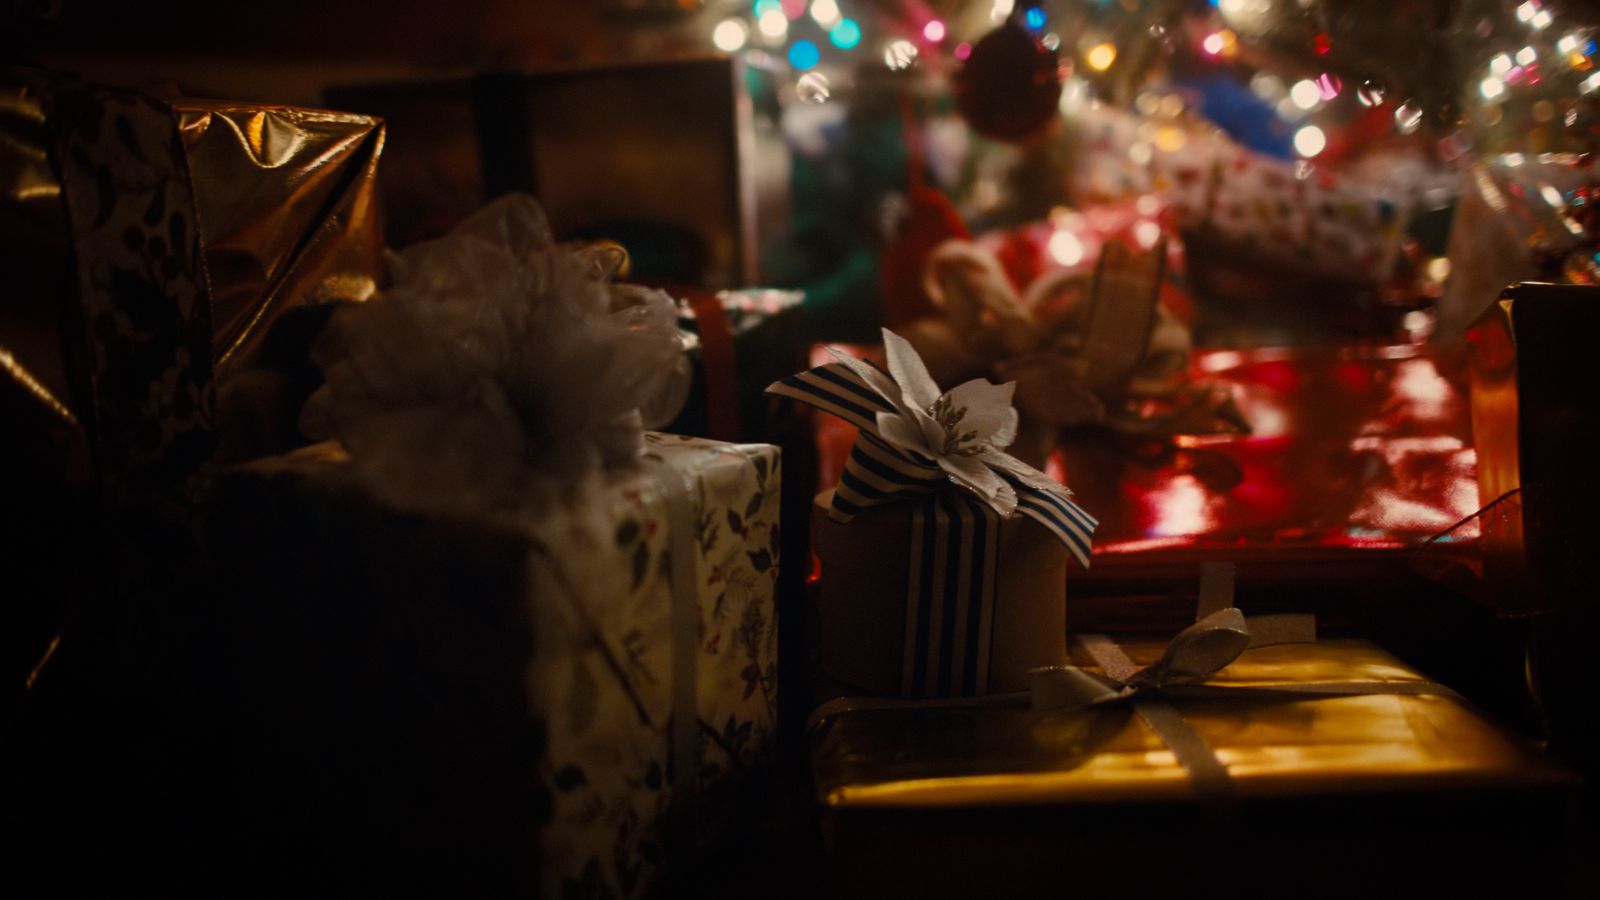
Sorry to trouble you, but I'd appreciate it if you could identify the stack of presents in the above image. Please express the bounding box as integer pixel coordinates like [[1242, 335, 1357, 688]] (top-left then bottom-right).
[[5, 56, 1596, 899]]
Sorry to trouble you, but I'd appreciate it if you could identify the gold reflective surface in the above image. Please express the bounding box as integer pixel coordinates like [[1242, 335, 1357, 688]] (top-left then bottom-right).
[[176, 101, 384, 374], [814, 639, 1570, 808], [1, 75, 77, 423]]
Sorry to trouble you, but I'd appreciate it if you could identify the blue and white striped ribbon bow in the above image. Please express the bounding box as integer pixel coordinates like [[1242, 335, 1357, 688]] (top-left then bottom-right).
[[767, 330, 1098, 697]]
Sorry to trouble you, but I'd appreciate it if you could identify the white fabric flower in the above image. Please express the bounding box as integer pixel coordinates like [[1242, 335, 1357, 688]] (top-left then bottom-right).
[[830, 328, 1067, 517]]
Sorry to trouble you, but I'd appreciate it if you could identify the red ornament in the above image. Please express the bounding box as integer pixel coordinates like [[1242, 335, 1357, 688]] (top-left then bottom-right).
[[954, 19, 1063, 142]]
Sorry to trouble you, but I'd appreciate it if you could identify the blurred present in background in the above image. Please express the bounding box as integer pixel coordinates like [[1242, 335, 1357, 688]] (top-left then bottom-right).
[[328, 58, 759, 289]]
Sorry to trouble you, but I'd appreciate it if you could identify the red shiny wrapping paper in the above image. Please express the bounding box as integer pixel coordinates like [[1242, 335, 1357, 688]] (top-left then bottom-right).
[[813, 343, 1480, 612]]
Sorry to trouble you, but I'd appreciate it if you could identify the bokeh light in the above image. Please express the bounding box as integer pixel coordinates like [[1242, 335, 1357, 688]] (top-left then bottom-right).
[[884, 39, 918, 70], [1290, 79, 1321, 110], [796, 71, 830, 104], [1086, 43, 1117, 71], [1395, 102, 1423, 134], [1048, 230, 1085, 266], [830, 18, 861, 49], [789, 39, 820, 70], [712, 19, 749, 53], [1293, 124, 1327, 157], [758, 9, 788, 39], [923, 20, 946, 43], [810, 0, 840, 27]]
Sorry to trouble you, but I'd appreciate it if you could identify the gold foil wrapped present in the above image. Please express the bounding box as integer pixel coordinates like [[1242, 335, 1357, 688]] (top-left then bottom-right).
[[175, 100, 384, 377], [812, 637, 1576, 898], [175, 100, 385, 461]]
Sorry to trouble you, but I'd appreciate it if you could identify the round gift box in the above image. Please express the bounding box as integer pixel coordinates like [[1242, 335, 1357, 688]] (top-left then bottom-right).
[[811, 489, 1069, 697]]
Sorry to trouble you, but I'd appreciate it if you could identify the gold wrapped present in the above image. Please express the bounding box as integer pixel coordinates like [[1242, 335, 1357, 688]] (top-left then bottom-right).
[[213, 432, 780, 898], [812, 631, 1575, 898], [176, 100, 385, 378], [175, 99, 385, 461]]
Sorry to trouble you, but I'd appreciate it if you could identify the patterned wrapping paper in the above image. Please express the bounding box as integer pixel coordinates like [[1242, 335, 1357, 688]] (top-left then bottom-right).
[[1065, 105, 1414, 285], [534, 432, 781, 893], [216, 432, 779, 897], [2, 69, 219, 688]]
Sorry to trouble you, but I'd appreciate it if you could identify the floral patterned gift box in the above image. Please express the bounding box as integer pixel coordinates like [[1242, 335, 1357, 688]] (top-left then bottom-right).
[[215, 431, 779, 898], [214, 196, 779, 898]]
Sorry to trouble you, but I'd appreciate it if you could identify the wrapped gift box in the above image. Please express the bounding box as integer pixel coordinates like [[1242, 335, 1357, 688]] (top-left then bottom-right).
[[1467, 282, 1597, 618], [3, 68, 219, 683], [3, 66, 387, 706], [213, 432, 780, 897], [175, 98, 386, 461], [814, 344, 1480, 611], [812, 637, 1576, 898]]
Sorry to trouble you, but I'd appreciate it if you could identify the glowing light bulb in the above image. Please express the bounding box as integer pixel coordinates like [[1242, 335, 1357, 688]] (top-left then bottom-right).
[[1290, 79, 1321, 110], [830, 18, 861, 49], [789, 39, 820, 70], [1491, 53, 1513, 75], [1086, 43, 1117, 71], [1558, 33, 1580, 54], [758, 9, 789, 39], [1517, 45, 1537, 66], [1516, 2, 1537, 23], [1202, 32, 1225, 55], [1532, 10, 1553, 30], [1293, 124, 1326, 157], [923, 20, 946, 43], [1048, 230, 1085, 266], [712, 19, 749, 53], [1480, 76, 1506, 99]]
